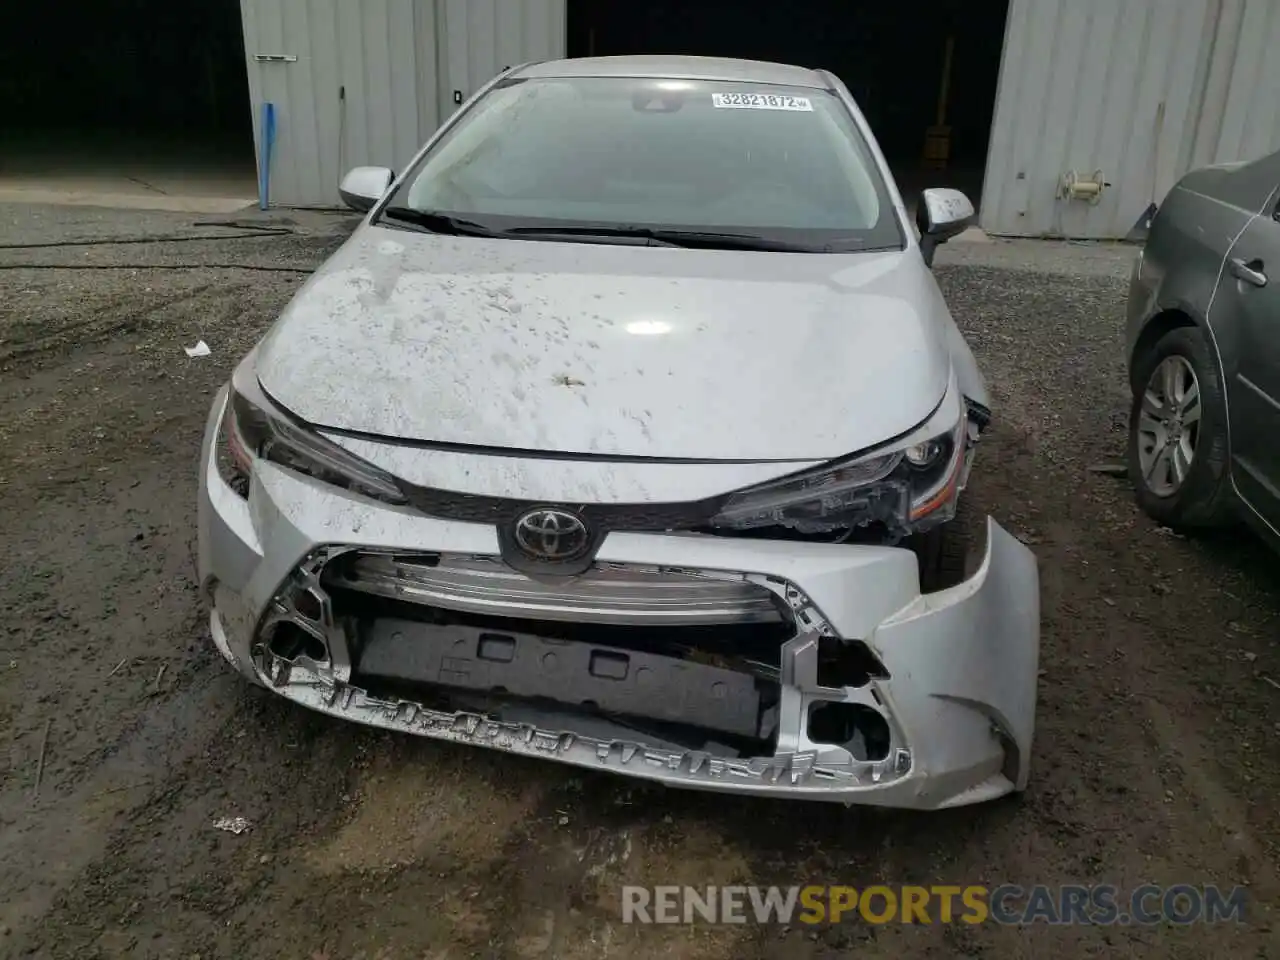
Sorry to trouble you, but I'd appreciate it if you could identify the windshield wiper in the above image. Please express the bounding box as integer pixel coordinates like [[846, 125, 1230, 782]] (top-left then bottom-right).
[[504, 224, 818, 252], [379, 207, 504, 238], [645, 229, 820, 252], [380, 212, 838, 252], [500, 225, 679, 247]]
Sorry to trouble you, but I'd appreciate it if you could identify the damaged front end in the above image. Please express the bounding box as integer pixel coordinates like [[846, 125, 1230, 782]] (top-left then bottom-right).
[[206, 513, 1038, 806], [241, 549, 912, 789], [200, 375, 1038, 808]]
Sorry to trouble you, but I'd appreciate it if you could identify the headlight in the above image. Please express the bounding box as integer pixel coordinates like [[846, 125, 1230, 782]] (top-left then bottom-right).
[[709, 417, 967, 538], [220, 381, 407, 505]]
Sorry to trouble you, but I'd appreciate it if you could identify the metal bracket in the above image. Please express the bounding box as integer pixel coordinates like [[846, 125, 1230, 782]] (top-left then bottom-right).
[[965, 397, 993, 434]]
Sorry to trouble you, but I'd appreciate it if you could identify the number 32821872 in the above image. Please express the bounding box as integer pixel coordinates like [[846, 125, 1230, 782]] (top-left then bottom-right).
[[711, 92, 813, 111]]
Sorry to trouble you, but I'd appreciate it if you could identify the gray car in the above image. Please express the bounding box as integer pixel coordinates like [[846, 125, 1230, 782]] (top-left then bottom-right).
[[198, 55, 1040, 808], [1126, 149, 1280, 550]]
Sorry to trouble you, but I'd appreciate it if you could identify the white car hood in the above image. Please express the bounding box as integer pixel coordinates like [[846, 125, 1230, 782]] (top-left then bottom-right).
[[256, 225, 953, 462]]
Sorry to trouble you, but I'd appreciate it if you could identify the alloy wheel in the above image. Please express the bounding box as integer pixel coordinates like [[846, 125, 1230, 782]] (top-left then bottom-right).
[[1136, 355, 1202, 497]]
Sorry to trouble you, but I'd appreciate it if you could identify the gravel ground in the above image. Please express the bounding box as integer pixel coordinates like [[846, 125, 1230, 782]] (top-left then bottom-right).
[[0, 203, 1277, 959]]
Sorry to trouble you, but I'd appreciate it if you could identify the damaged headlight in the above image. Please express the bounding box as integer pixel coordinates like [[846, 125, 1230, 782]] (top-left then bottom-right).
[[219, 375, 407, 506], [710, 417, 967, 537]]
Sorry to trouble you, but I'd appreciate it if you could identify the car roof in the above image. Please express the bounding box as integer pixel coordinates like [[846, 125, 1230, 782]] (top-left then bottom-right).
[[512, 55, 831, 90]]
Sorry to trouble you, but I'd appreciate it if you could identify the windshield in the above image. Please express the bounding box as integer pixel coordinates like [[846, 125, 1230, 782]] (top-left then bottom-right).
[[380, 75, 904, 253]]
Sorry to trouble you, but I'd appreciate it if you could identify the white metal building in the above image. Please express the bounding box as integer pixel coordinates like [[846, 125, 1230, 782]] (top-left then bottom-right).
[[233, 0, 1280, 239], [238, 0, 567, 210], [983, 0, 1280, 238]]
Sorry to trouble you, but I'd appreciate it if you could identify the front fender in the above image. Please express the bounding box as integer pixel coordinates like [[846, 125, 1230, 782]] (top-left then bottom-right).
[[945, 318, 990, 410]]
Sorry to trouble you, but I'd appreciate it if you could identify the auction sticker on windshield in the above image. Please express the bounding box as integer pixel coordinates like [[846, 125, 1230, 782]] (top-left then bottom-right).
[[712, 92, 813, 111]]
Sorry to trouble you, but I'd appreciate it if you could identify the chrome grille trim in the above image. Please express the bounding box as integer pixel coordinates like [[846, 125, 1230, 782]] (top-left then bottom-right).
[[323, 553, 785, 626]]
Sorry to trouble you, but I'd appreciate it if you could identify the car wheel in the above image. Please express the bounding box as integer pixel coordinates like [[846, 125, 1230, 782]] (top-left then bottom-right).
[[1126, 325, 1233, 530]]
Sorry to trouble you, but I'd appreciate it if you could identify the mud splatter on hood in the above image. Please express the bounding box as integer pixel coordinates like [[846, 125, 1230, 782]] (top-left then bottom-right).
[[255, 224, 952, 461]]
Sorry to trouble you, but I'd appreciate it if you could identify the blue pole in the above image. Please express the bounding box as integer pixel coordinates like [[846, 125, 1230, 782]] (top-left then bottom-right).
[[258, 102, 276, 210]]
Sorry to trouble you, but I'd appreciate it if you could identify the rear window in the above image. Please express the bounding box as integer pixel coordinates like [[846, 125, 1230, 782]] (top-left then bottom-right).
[[389, 75, 903, 253]]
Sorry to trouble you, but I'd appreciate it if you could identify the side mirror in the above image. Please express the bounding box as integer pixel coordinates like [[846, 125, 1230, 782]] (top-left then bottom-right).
[[339, 166, 395, 212], [916, 188, 976, 267]]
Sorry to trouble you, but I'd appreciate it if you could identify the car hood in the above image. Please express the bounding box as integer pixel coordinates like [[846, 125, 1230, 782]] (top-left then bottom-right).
[[256, 225, 954, 461]]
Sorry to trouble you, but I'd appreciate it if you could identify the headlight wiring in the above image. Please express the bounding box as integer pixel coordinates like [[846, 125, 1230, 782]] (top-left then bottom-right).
[[709, 418, 966, 540], [708, 380, 981, 544]]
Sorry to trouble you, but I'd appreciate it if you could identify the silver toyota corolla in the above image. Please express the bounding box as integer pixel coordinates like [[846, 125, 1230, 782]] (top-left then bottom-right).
[[198, 56, 1040, 808]]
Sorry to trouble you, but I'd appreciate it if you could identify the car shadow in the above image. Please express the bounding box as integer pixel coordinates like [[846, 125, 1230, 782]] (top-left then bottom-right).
[[1187, 523, 1280, 597]]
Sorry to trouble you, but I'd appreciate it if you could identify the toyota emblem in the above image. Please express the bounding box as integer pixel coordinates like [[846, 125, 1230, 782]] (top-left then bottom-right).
[[513, 508, 591, 561]]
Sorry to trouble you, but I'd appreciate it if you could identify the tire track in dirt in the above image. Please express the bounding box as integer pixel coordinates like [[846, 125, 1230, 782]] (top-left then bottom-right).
[[0, 283, 209, 365], [0, 230, 326, 954]]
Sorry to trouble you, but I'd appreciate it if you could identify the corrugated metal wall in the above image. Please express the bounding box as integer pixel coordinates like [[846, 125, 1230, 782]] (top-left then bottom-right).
[[438, 0, 566, 107], [982, 0, 1280, 239], [1185, 0, 1280, 169], [239, 0, 565, 207]]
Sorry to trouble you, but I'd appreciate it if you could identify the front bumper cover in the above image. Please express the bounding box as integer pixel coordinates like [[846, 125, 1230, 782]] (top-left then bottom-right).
[[199, 389, 1040, 808]]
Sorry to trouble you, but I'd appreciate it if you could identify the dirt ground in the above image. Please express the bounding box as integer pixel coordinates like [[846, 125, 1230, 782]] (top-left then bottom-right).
[[0, 204, 1277, 960]]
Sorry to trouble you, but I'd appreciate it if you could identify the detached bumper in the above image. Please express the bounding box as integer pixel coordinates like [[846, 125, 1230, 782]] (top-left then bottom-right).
[[199, 390, 1040, 809]]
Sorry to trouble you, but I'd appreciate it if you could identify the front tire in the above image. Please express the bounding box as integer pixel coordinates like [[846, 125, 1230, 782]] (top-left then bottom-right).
[[1126, 326, 1233, 530], [909, 499, 978, 593]]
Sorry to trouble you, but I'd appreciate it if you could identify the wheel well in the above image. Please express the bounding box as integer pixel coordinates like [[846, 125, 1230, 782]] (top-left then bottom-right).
[[1129, 309, 1196, 392]]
